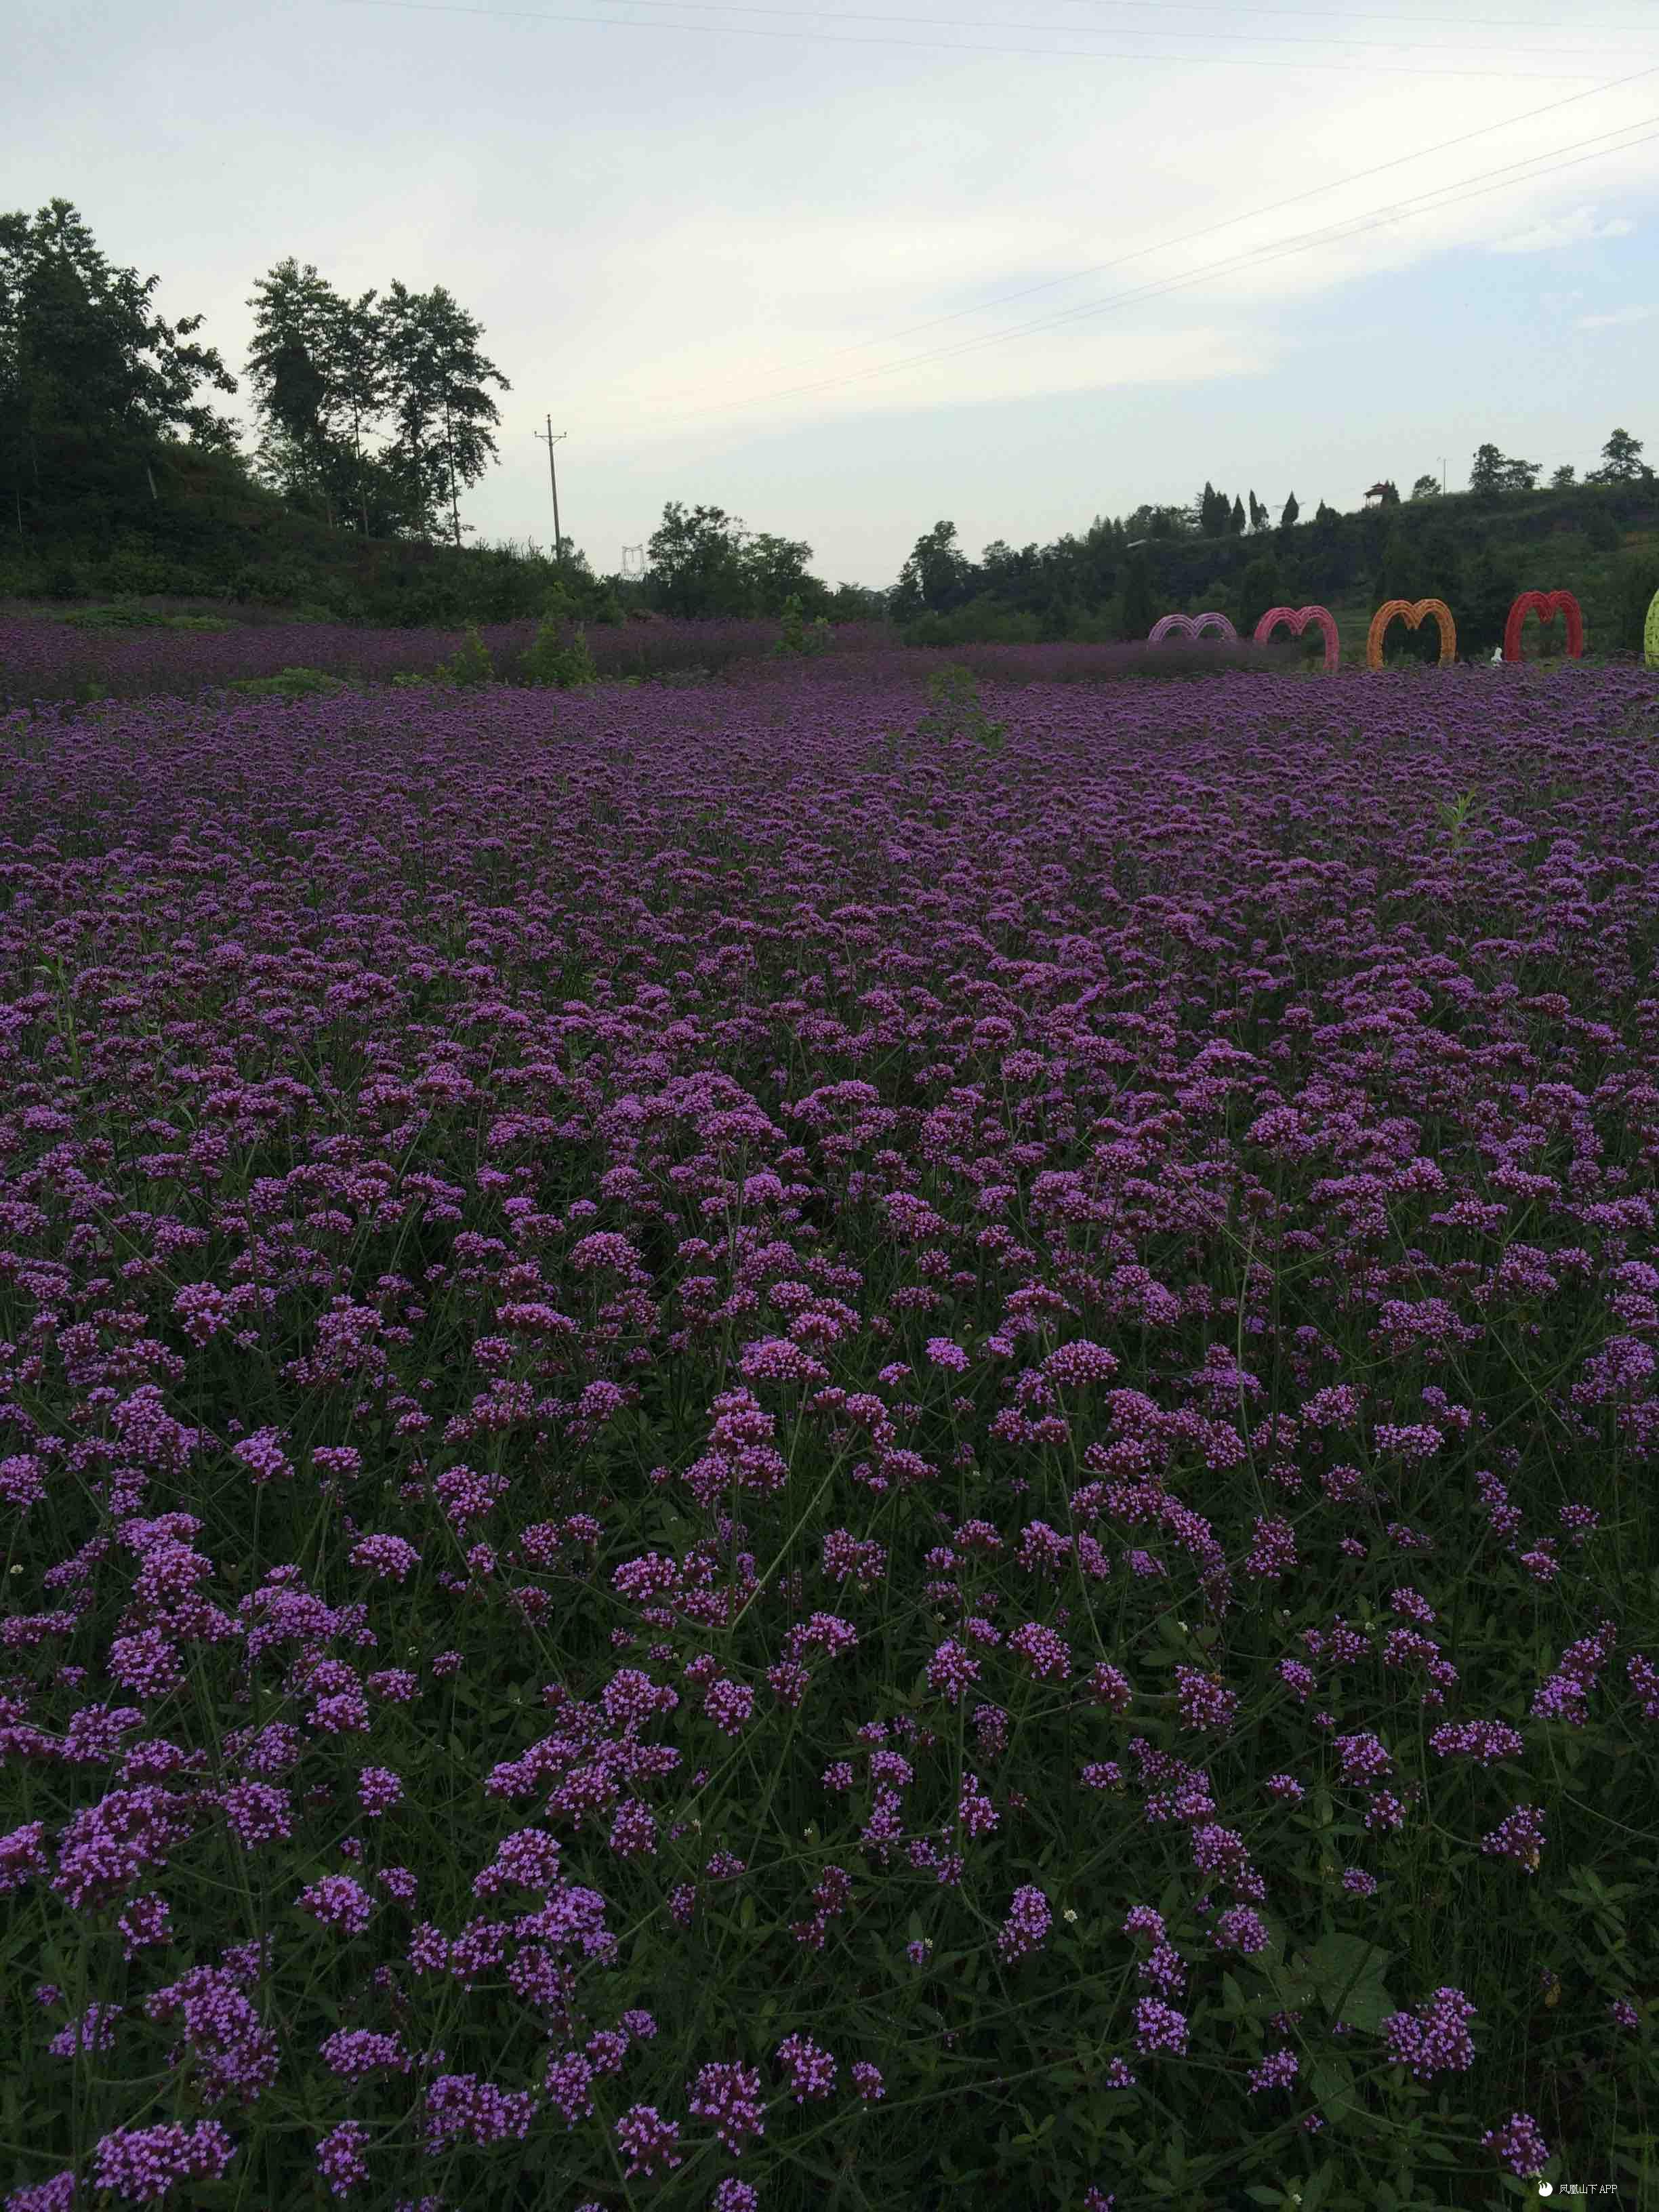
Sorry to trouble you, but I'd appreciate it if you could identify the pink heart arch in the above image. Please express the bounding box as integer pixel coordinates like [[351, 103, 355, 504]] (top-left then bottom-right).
[[1147, 612, 1238, 645], [1253, 604, 1340, 673]]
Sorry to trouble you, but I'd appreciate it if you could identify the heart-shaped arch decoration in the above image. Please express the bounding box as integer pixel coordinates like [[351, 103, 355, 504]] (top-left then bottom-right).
[[1366, 597, 1456, 670], [1252, 603, 1340, 673], [1502, 590, 1584, 663], [1645, 584, 1659, 668], [1148, 612, 1238, 645]]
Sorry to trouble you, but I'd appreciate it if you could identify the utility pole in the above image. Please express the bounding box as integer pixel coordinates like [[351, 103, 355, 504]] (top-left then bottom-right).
[[535, 417, 567, 569], [1440, 457, 1448, 495]]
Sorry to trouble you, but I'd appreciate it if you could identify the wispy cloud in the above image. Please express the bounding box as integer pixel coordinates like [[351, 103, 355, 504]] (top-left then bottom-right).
[[1488, 206, 1635, 253], [1574, 302, 1658, 328]]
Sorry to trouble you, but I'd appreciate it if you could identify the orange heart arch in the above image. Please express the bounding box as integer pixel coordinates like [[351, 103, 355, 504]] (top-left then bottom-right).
[[1503, 590, 1584, 663], [1253, 603, 1340, 673], [1366, 597, 1456, 670]]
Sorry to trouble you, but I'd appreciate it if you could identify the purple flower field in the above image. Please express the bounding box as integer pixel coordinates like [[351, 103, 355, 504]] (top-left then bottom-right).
[[1, 659, 1657, 2211], [0, 609, 1312, 708], [0, 612, 802, 705]]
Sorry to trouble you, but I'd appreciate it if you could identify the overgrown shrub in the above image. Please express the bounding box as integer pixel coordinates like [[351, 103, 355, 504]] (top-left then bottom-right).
[[522, 615, 599, 690], [226, 665, 352, 699]]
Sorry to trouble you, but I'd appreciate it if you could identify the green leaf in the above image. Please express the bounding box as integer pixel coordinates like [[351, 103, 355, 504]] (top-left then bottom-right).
[[1301, 1931, 1395, 2032], [739, 1893, 755, 1931], [1308, 2054, 1362, 2131]]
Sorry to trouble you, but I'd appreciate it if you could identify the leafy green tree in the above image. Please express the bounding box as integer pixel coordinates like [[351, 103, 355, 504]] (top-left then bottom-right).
[[1469, 443, 1507, 497], [1235, 549, 1283, 638], [325, 285, 392, 534], [1612, 549, 1659, 653], [647, 499, 753, 618], [1410, 474, 1441, 500], [1551, 463, 1576, 490], [377, 281, 510, 544], [1, 197, 239, 524], [1118, 544, 1155, 640], [1123, 502, 1191, 541], [737, 529, 824, 617], [245, 259, 350, 526], [1372, 525, 1437, 663], [1584, 504, 1623, 554], [1460, 541, 1519, 657], [1279, 491, 1300, 530], [890, 520, 977, 623], [1229, 493, 1246, 535], [1588, 426, 1646, 483], [1198, 482, 1227, 537], [1500, 455, 1541, 492]]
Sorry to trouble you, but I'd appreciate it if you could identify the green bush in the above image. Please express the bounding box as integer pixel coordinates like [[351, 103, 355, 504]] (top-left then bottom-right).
[[1612, 550, 1659, 656], [770, 592, 834, 658], [60, 605, 232, 633], [522, 615, 598, 690], [435, 624, 495, 688], [227, 665, 352, 700]]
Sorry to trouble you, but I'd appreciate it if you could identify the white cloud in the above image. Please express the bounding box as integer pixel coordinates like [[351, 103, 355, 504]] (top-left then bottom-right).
[[1574, 302, 1658, 329], [1488, 207, 1635, 254]]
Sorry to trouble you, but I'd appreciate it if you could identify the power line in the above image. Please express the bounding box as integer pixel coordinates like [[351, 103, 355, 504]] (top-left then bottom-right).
[[659, 58, 1659, 394], [644, 113, 1659, 417], [1048, 0, 1654, 28], [336, 0, 1624, 78], [343, 0, 1653, 62]]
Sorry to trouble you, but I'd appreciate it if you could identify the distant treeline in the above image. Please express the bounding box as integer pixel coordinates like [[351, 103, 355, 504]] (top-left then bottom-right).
[[1, 196, 1654, 652]]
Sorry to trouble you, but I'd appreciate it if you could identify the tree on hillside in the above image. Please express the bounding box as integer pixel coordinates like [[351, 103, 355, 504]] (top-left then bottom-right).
[[1229, 493, 1246, 535], [1279, 491, 1300, 530], [1118, 544, 1156, 640], [890, 519, 977, 621], [1199, 481, 1229, 537], [1236, 548, 1283, 638], [1122, 502, 1191, 541], [1461, 540, 1519, 657], [1588, 427, 1646, 483], [1469, 443, 1507, 497], [246, 258, 358, 530], [737, 528, 825, 617], [646, 499, 752, 618], [1500, 454, 1541, 492], [1551, 463, 1576, 490], [1614, 548, 1659, 653], [0, 197, 239, 521], [1410, 474, 1441, 500], [377, 281, 509, 546]]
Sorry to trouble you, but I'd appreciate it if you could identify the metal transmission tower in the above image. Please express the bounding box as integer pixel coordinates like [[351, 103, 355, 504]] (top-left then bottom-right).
[[535, 419, 567, 568], [621, 544, 646, 580]]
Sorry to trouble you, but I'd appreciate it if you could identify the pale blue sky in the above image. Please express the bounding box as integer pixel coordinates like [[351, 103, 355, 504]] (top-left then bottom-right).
[[12, 0, 1658, 588]]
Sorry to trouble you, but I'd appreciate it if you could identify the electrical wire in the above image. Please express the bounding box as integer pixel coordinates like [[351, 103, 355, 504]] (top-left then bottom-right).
[[346, 0, 1654, 61], [640, 115, 1659, 417], [665, 58, 1659, 388], [1046, 0, 1652, 29], [336, 0, 1624, 78]]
